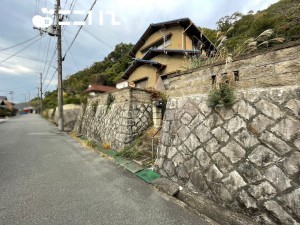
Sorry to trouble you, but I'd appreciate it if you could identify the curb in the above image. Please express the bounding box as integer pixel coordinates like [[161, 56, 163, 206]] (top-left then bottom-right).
[[151, 178, 258, 225]]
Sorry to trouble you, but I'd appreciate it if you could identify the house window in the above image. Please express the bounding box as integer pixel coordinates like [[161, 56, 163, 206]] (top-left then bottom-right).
[[140, 33, 173, 54], [157, 39, 171, 49], [134, 78, 148, 89]]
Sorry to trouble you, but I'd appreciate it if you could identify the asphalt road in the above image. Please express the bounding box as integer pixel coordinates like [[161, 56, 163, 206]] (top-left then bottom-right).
[[0, 114, 208, 225]]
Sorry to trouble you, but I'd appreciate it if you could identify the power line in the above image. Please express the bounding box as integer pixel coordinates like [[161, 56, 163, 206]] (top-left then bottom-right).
[[41, 37, 53, 75], [62, 0, 98, 60], [43, 48, 57, 84], [44, 68, 57, 92], [0, 35, 45, 65], [0, 35, 40, 52], [0, 52, 48, 62], [82, 27, 113, 49]]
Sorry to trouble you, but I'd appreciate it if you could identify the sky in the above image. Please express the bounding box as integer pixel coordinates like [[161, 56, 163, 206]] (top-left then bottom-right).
[[0, 0, 279, 103]]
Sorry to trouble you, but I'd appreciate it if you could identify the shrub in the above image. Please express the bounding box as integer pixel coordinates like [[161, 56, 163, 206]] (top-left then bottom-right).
[[208, 84, 235, 107]]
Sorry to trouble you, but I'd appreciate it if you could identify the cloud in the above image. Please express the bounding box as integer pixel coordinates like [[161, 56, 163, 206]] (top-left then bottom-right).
[[0, 65, 33, 75]]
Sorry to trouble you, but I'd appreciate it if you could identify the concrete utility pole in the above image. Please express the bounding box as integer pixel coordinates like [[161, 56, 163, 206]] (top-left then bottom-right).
[[40, 73, 43, 113], [9, 91, 14, 103], [56, 0, 64, 131]]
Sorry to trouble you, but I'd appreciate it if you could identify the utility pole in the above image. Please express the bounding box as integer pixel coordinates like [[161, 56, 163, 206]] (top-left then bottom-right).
[[56, 0, 64, 131], [40, 73, 43, 113], [9, 91, 14, 103]]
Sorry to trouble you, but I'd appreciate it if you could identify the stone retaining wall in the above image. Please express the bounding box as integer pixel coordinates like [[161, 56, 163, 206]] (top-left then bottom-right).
[[74, 88, 153, 150], [155, 86, 300, 225]]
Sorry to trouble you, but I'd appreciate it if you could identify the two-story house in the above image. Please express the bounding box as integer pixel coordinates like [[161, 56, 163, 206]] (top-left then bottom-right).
[[122, 18, 215, 90]]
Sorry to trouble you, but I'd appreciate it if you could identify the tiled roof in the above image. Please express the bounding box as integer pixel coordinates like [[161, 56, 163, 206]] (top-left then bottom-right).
[[122, 59, 166, 79], [84, 84, 117, 93]]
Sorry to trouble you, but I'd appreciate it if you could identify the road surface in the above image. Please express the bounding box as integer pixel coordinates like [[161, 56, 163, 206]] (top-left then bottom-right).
[[0, 114, 208, 225]]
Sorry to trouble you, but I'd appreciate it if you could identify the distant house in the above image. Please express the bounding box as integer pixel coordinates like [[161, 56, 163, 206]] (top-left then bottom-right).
[[0, 97, 17, 117], [84, 84, 117, 96], [122, 18, 216, 90]]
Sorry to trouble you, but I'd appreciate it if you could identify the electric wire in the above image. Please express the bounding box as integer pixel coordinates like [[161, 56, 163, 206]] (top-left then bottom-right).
[[0, 35, 46, 65], [0, 53, 47, 62], [62, 0, 98, 60], [41, 37, 53, 76], [43, 48, 57, 84], [44, 69, 57, 92], [82, 27, 113, 49], [0, 35, 40, 52]]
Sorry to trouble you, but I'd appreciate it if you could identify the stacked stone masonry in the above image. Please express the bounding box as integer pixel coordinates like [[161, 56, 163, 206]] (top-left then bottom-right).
[[166, 42, 300, 97], [155, 86, 300, 225], [74, 88, 153, 150]]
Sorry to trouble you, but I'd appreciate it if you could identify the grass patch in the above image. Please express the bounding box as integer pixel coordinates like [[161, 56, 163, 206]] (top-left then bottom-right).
[[116, 146, 144, 159]]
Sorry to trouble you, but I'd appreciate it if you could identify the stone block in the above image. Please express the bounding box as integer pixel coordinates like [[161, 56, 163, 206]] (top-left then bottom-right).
[[265, 165, 292, 192], [212, 153, 233, 174], [203, 113, 223, 129], [209, 182, 232, 202], [198, 102, 211, 116], [235, 129, 259, 148], [212, 127, 229, 143], [278, 188, 300, 218], [238, 162, 262, 183], [295, 137, 300, 150], [248, 181, 277, 201], [215, 107, 235, 120], [248, 145, 280, 167], [233, 100, 256, 120], [285, 99, 300, 117], [183, 102, 199, 118], [223, 116, 246, 134], [255, 100, 282, 120], [177, 125, 190, 141], [222, 171, 247, 193], [206, 164, 223, 182], [250, 114, 274, 134], [165, 109, 175, 121], [267, 88, 291, 105], [221, 141, 246, 164], [180, 113, 193, 125], [271, 116, 300, 141], [184, 134, 201, 153], [190, 170, 209, 192], [274, 46, 298, 62], [275, 59, 300, 74], [242, 90, 260, 103], [188, 114, 205, 130], [167, 147, 178, 159], [194, 148, 211, 169], [204, 138, 221, 156], [176, 166, 189, 180], [260, 132, 291, 155], [173, 152, 186, 165], [282, 152, 300, 175], [183, 157, 198, 173], [163, 160, 176, 177], [194, 124, 212, 143], [264, 200, 298, 225], [237, 190, 258, 210]]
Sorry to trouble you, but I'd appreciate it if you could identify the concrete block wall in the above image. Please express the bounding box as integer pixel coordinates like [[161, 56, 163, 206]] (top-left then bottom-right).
[[155, 86, 300, 224], [165, 41, 300, 98]]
